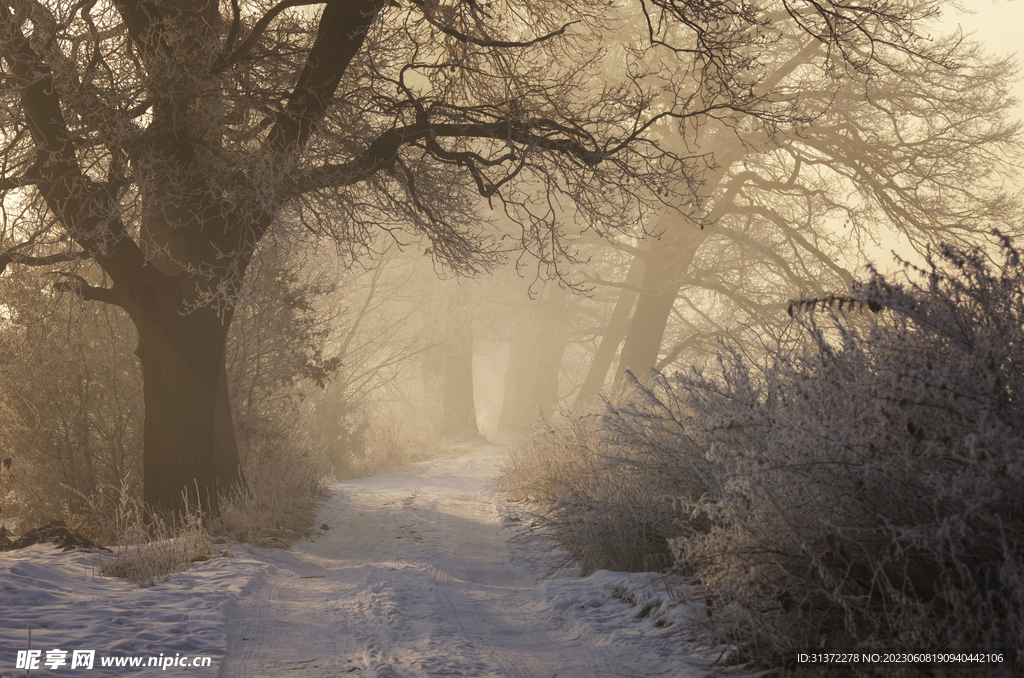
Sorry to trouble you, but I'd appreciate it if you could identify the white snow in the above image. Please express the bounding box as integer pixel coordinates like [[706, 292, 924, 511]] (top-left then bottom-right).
[[1, 444, 753, 677]]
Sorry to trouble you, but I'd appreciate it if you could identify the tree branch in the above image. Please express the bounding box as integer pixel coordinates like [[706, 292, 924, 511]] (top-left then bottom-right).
[[731, 204, 854, 286], [52, 274, 127, 308], [0, 173, 40, 191], [0, 250, 89, 276], [109, 0, 169, 61], [0, 0, 150, 308], [221, 0, 327, 69], [264, 0, 387, 154], [287, 119, 603, 197], [0, 2, 79, 179], [411, 3, 577, 50], [655, 330, 721, 371]]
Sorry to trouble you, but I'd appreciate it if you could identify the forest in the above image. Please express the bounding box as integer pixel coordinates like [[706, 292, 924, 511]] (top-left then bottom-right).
[[1, 0, 1022, 674]]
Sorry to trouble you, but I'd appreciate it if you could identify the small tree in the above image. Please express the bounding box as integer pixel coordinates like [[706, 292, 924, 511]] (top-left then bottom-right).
[[0, 269, 143, 535], [227, 242, 339, 455]]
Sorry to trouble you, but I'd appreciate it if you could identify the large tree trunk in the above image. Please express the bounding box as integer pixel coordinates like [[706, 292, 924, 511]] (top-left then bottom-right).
[[134, 300, 240, 515], [614, 149, 742, 383], [140, 207, 244, 512]]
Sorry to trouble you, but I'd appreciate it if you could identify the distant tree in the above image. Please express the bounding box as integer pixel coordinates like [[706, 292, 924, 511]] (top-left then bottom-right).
[[438, 282, 482, 440], [496, 281, 568, 436], [0, 0, 684, 511], [416, 278, 481, 442], [575, 0, 1022, 400], [311, 249, 441, 470]]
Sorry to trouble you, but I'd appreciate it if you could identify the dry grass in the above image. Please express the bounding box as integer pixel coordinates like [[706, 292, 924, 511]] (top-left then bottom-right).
[[99, 488, 212, 588], [212, 450, 326, 549]]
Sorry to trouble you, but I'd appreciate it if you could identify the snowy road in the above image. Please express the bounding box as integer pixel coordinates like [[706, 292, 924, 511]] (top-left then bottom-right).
[[0, 443, 746, 677], [220, 444, 739, 678]]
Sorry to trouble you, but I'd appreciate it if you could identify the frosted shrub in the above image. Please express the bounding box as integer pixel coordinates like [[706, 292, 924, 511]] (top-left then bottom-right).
[[600, 369, 731, 544], [499, 411, 671, 574], [212, 422, 326, 547], [0, 279, 144, 539], [670, 236, 1024, 676], [498, 393, 720, 575], [497, 410, 599, 504]]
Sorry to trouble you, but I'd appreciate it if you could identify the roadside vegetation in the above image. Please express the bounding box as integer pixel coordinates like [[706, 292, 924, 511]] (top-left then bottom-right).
[[0, 0, 1021, 661], [0, 243, 411, 581], [499, 235, 1024, 677]]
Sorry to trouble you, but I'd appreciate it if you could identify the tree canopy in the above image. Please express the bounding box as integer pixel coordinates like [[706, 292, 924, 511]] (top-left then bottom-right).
[[570, 0, 1021, 400]]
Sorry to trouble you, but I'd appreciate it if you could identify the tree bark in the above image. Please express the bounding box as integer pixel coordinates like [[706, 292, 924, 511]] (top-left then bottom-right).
[[134, 297, 237, 515], [141, 205, 245, 509]]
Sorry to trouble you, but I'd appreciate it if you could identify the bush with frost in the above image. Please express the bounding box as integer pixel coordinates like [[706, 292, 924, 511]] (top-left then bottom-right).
[[0, 271, 144, 540], [498, 409, 674, 574], [498, 379, 722, 575], [667, 235, 1024, 676]]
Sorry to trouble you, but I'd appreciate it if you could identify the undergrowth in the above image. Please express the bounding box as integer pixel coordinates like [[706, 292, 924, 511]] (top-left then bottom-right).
[[501, 234, 1024, 677], [99, 485, 212, 588], [498, 392, 719, 575], [669, 237, 1024, 676], [211, 433, 327, 548]]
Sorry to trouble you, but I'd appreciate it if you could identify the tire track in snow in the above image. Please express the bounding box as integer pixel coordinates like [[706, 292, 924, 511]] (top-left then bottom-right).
[[222, 483, 410, 678]]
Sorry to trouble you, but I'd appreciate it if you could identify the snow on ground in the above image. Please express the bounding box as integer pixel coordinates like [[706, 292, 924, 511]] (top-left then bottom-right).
[[1, 443, 752, 678]]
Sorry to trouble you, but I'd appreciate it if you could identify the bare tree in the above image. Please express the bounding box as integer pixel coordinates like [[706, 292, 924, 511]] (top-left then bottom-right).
[[575, 0, 1022, 399], [0, 0, 681, 511]]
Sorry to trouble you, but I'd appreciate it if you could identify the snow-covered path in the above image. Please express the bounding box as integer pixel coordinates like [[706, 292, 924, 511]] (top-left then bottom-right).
[[0, 443, 748, 677], [221, 444, 736, 678], [222, 445, 606, 677]]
